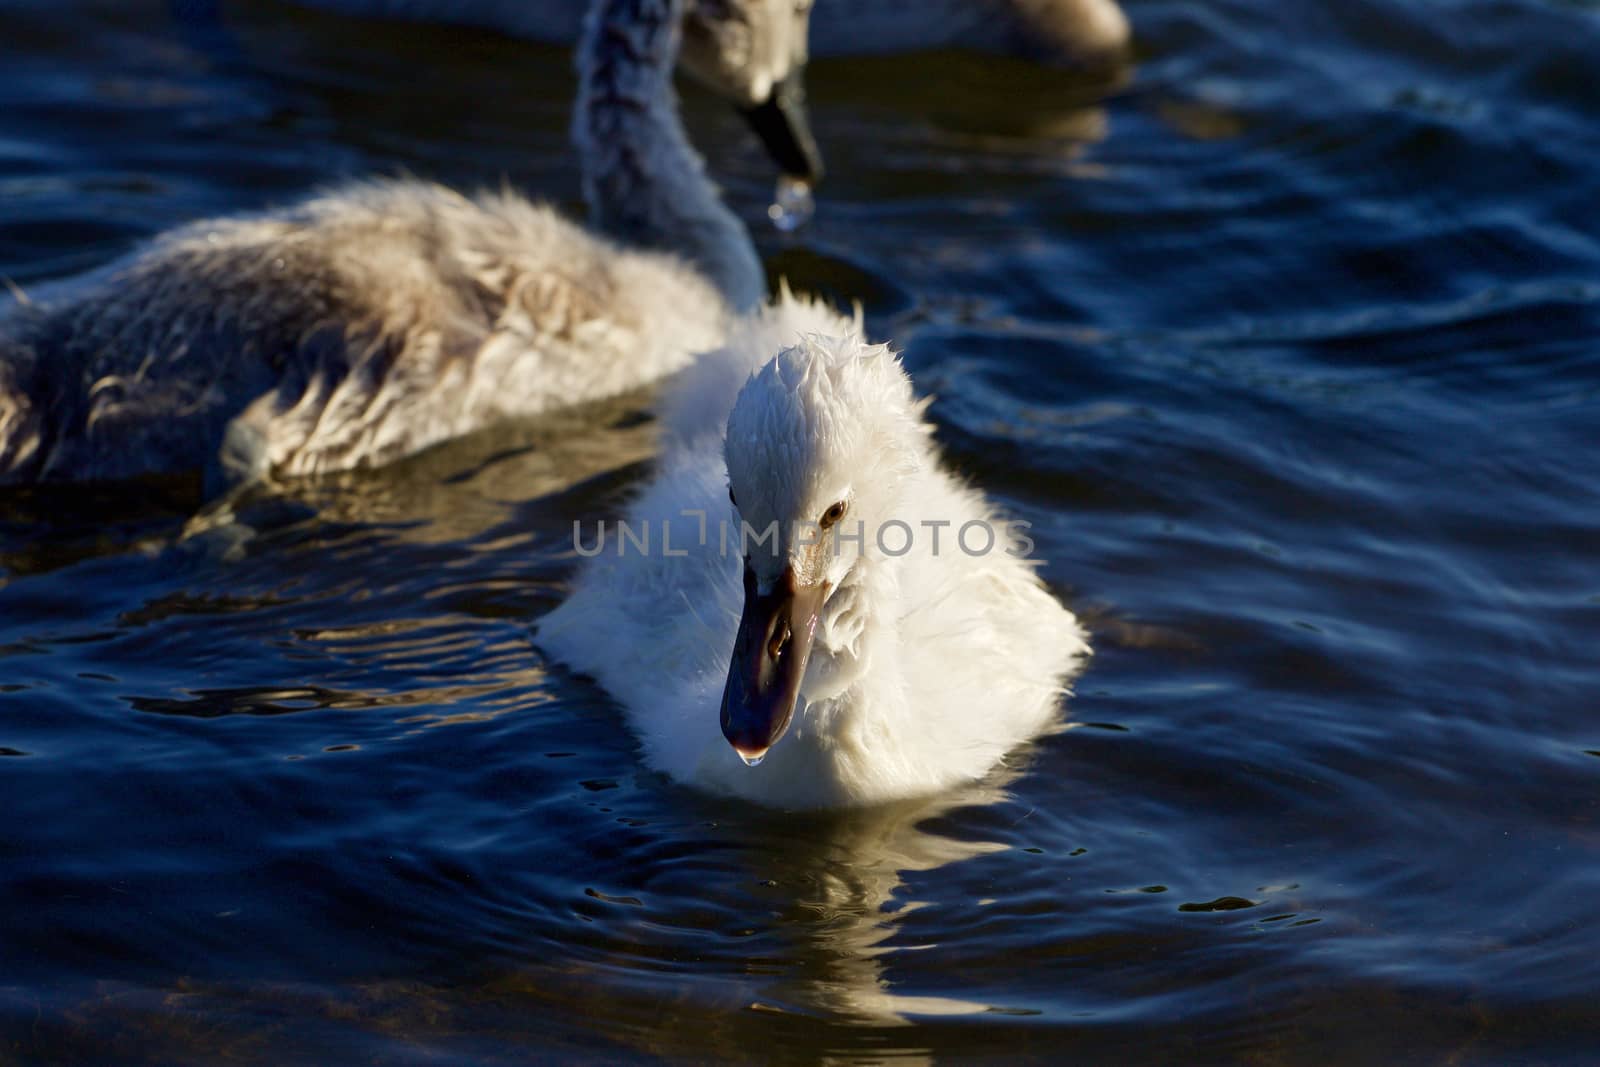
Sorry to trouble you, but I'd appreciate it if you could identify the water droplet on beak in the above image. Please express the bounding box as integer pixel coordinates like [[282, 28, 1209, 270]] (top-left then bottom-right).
[[738, 750, 766, 768], [767, 175, 814, 233]]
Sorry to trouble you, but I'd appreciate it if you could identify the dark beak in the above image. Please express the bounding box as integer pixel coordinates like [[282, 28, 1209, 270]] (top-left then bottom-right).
[[720, 564, 827, 765], [740, 70, 824, 184]]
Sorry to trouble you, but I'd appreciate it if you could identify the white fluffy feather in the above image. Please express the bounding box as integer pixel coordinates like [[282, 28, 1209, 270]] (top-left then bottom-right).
[[539, 305, 1090, 809]]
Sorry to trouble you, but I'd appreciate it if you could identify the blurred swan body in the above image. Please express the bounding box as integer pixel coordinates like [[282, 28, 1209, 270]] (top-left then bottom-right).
[[0, 0, 818, 488], [539, 310, 1090, 809], [297, 0, 1132, 67]]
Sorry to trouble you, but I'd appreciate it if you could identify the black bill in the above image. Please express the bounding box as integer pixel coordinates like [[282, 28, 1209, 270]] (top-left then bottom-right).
[[740, 69, 824, 184], [720, 564, 827, 764]]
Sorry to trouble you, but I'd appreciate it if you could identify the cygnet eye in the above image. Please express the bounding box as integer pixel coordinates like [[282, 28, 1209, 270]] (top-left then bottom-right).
[[819, 500, 847, 528]]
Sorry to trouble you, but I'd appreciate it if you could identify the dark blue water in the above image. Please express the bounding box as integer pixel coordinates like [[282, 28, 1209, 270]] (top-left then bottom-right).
[[3, 0, 1599, 1061]]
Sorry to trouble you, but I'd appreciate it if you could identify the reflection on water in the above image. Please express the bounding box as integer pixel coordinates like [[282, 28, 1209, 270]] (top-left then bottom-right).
[[4, 0, 1600, 1062], [18, 778, 1035, 1061]]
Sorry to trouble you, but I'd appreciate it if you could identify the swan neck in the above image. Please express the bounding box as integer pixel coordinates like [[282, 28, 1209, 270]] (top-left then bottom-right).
[[574, 0, 763, 310]]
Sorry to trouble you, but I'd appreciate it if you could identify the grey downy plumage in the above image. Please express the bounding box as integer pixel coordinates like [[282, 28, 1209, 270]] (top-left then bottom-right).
[[0, 0, 819, 491]]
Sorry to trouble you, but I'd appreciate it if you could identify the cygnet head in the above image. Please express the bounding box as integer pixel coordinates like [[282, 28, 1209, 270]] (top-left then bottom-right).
[[719, 333, 927, 763], [680, 0, 823, 182]]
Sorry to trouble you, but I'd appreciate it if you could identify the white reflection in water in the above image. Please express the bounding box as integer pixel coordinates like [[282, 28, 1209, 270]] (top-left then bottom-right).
[[755, 772, 1025, 1031]]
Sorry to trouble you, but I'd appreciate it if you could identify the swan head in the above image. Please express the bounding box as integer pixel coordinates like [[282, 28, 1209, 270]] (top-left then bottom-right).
[[719, 333, 925, 763], [680, 0, 823, 182]]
